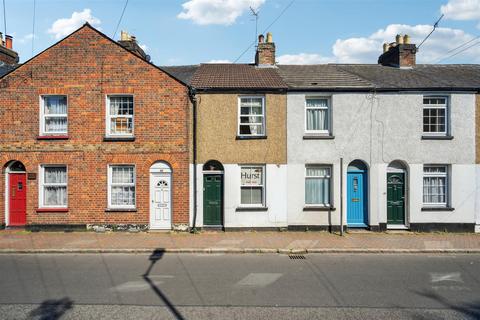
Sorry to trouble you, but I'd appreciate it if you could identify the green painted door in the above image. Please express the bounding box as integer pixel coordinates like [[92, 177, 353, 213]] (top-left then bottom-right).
[[203, 175, 222, 225], [387, 173, 405, 225]]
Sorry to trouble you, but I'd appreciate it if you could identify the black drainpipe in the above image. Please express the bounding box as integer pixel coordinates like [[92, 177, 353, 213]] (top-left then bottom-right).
[[188, 86, 198, 232]]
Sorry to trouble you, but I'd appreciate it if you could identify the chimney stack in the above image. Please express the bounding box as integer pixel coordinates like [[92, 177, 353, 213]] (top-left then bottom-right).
[[0, 33, 19, 65], [255, 32, 276, 66], [378, 34, 416, 68], [117, 30, 148, 61]]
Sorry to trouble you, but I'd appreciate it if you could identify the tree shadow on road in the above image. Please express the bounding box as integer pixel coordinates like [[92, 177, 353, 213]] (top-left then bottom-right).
[[29, 297, 73, 320], [143, 248, 186, 320], [413, 289, 480, 320]]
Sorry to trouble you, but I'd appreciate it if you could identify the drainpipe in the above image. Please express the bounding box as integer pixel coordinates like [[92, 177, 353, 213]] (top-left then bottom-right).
[[188, 86, 198, 232], [340, 157, 344, 236]]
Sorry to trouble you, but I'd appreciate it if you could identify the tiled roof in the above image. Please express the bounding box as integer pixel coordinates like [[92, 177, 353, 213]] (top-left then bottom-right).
[[278, 64, 480, 90], [161, 65, 199, 86], [191, 64, 287, 90], [277, 65, 373, 90]]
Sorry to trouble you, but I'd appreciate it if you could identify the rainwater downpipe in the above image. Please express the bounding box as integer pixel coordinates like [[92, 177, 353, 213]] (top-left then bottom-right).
[[188, 87, 198, 232], [340, 157, 344, 236]]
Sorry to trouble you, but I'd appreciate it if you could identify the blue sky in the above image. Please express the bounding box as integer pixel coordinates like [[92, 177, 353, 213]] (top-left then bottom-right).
[[3, 0, 480, 65]]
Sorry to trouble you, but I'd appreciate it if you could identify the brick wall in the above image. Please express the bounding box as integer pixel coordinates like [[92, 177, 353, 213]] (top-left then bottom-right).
[[0, 25, 190, 227]]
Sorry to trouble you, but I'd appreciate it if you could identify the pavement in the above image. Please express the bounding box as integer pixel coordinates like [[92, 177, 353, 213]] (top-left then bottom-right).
[[0, 229, 479, 253], [1, 253, 479, 319]]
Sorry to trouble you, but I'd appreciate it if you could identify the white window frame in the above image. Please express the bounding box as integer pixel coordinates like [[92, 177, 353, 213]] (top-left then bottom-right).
[[106, 95, 135, 137], [305, 97, 331, 134], [422, 96, 449, 136], [237, 96, 266, 137], [39, 165, 68, 208], [240, 165, 266, 207], [39, 95, 68, 136], [107, 164, 136, 209], [305, 165, 332, 207], [423, 164, 449, 207]]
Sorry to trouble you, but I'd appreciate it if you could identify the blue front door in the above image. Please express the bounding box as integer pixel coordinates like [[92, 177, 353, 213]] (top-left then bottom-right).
[[347, 171, 368, 227]]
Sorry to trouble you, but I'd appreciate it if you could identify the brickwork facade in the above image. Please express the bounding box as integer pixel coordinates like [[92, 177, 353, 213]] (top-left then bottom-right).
[[0, 25, 190, 228]]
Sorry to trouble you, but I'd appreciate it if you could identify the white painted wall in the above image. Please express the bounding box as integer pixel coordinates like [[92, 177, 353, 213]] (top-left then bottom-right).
[[193, 164, 288, 228], [287, 92, 477, 227]]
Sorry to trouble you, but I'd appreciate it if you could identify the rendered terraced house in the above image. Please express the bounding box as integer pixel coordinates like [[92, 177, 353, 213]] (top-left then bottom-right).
[[0, 24, 191, 230]]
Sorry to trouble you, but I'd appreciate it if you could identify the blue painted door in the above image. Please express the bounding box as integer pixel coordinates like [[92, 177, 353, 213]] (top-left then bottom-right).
[[347, 171, 368, 227]]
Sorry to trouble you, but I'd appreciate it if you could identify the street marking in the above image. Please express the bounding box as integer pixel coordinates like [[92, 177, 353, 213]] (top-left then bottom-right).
[[430, 272, 463, 283], [236, 273, 283, 287], [432, 285, 471, 291], [111, 275, 173, 292]]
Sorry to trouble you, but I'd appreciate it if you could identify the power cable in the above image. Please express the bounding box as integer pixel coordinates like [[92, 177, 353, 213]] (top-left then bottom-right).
[[435, 40, 480, 63], [2, 0, 6, 36], [233, 0, 295, 63], [112, 0, 129, 39], [432, 35, 480, 63], [417, 14, 443, 50]]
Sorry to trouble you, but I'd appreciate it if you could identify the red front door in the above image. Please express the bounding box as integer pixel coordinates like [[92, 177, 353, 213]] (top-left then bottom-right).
[[9, 173, 27, 226]]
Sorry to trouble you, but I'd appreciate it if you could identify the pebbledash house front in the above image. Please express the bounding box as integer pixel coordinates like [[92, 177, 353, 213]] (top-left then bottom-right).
[[0, 24, 191, 230]]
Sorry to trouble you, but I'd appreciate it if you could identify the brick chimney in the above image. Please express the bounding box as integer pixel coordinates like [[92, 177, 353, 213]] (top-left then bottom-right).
[[255, 32, 275, 66], [117, 31, 149, 61], [0, 33, 19, 65], [378, 34, 416, 68]]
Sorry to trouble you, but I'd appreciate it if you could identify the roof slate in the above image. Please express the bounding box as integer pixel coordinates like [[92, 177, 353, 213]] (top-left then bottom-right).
[[161, 65, 199, 86], [191, 64, 287, 90]]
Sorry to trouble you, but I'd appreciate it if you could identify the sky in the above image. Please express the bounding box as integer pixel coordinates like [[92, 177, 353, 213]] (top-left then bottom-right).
[[2, 0, 480, 65]]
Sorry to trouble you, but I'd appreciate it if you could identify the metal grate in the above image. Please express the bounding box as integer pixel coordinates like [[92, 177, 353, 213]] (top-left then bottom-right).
[[288, 254, 306, 260]]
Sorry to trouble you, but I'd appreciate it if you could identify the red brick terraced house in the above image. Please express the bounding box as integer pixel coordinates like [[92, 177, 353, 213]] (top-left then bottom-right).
[[0, 24, 191, 231]]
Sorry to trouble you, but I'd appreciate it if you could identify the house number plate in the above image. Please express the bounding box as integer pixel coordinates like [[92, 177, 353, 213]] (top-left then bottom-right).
[[157, 204, 167, 208], [352, 198, 360, 202]]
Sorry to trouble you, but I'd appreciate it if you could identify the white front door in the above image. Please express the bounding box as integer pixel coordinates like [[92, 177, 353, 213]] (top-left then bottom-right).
[[150, 173, 171, 229]]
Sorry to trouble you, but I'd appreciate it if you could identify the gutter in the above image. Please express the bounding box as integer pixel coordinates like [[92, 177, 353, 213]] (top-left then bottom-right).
[[188, 86, 198, 232]]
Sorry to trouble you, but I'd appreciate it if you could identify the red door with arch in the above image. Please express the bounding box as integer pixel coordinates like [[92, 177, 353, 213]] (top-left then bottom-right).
[[9, 173, 27, 226]]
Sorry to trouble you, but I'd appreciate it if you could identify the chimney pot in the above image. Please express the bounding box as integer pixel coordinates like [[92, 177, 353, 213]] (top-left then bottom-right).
[[5, 35, 13, 49], [396, 34, 403, 45], [120, 30, 130, 41], [266, 32, 273, 43], [383, 43, 389, 53], [258, 34, 264, 43], [403, 34, 410, 44]]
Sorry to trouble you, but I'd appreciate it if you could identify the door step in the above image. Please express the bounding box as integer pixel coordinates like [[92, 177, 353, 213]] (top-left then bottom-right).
[[387, 224, 409, 230]]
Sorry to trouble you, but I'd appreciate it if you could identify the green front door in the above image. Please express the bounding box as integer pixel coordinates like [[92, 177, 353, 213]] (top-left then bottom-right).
[[387, 173, 405, 225], [203, 175, 222, 225]]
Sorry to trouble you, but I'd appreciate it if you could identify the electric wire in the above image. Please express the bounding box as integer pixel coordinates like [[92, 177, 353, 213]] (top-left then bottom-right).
[[2, 0, 6, 37], [435, 40, 480, 63], [31, 0, 36, 57], [233, 0, 295, 63], [112, 0, 129, 39], [432, 35, 480, 63]]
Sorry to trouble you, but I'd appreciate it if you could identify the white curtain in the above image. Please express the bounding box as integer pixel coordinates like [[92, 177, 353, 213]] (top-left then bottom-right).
[[45, 117, 67, 132], [305, 167, 330, 205], [423, 177, 445, 203], [44, 167, 67, 206], [306, 99, 328, 131], [45, 96, 67, 115], [112, 166, 134, 184]]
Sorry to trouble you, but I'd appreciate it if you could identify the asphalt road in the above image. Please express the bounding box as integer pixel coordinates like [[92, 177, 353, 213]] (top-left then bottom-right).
[[0, 253, 479, 319]]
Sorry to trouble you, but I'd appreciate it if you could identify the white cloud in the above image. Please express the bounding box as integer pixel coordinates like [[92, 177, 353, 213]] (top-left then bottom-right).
[[48, 9, 101, 40], [177, 0, 265, 25], [277, 53, 334, 64], [16, 33, 36, 44], [441, 0, 480, 20], [279, 23, 480, 64], [207, 59, 232, 63]]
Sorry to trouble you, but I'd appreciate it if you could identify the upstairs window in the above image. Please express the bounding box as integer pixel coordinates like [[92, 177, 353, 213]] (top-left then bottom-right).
[[423, 97, 448, 136], [423, 165, 449, 207], [238, 96, 265, 136], [107, 96, 134, 136], [305, 98, 330, 134], [40, 96, 68, 136], [40, 165, 67, 208]]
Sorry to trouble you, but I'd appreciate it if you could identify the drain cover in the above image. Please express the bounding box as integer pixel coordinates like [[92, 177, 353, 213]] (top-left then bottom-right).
[[288, 254, 306, 260]]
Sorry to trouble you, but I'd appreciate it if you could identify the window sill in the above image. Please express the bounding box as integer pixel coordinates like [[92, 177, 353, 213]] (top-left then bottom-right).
[[103, 136, 135, 142], [37, 135, 69, 140], [303, 206, 336, 211], [303, 135, 335, 140], [236, 206, 268, 212], [421, 135, 454, 140], [236, 136, 267, 140], [105, 208, 137, 212], [36, 208, 69, 213], [421, 207, 455, 211]]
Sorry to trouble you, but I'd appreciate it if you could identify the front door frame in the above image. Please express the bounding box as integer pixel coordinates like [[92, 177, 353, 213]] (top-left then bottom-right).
[[203, 171, 224, 227], [347, 169, 368, 227], [386, 162, 409, 229], [149, 162, 173, 230], [4, 161, 27, 227]]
